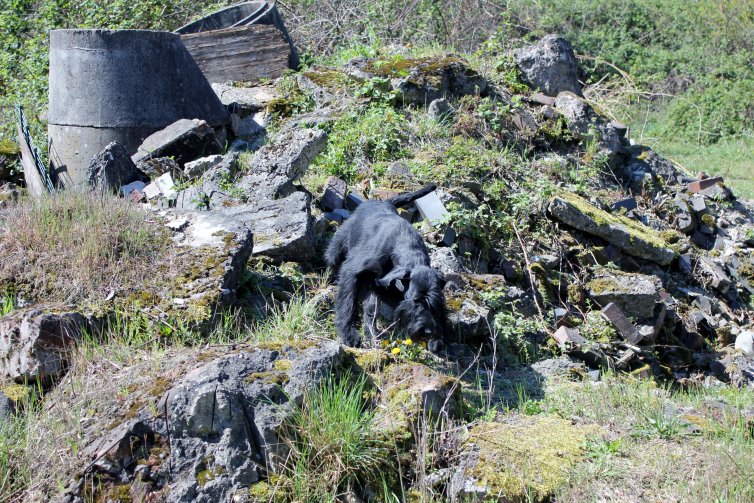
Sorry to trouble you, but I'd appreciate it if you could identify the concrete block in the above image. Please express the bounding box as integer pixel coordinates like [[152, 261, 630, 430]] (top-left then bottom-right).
[[415, 191, 449, 226]]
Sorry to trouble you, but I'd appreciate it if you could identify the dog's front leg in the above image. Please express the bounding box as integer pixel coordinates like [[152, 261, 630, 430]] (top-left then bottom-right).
[[362, 292, 379, 346], [334, 273, 362, 347]]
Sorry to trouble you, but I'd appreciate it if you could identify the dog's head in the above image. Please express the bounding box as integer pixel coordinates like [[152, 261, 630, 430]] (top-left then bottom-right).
[[376, 265, 446, 339]]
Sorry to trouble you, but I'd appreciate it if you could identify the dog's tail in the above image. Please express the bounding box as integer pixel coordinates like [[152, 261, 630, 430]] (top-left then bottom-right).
[[386, 183, 437, 208]]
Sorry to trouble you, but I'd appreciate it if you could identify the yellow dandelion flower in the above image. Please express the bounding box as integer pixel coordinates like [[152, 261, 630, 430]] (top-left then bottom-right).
[[404, 338, 413, 346], [381, 340, 389, 348], [420, 341, 427, 348], [391, 347, 401, 355]]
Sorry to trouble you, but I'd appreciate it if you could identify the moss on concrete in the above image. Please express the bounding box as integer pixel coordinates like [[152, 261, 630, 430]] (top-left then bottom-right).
[[466, 416, 602, 501]]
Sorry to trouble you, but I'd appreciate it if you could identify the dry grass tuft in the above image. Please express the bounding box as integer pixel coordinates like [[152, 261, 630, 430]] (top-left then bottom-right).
[[0, 192, 167, 306]]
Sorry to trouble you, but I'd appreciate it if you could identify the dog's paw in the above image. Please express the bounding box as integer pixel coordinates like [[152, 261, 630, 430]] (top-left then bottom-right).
[[342, 328, 362, 348], [427, 338, 444, 353]]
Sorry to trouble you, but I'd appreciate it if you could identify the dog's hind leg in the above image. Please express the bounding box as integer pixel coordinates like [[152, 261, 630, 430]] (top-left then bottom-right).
[[334, 271, 363, 347]]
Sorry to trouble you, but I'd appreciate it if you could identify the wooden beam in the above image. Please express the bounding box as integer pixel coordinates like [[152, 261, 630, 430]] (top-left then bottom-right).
[[181, 25, 290, 83]]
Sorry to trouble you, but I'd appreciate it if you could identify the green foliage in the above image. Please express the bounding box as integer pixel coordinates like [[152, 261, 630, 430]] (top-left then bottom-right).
[[283, 372, 388, 501], [0, 0, 227, 140], [313, 104, 408, 182], [494, 311, 545, 363], [580, 311, 617, 343], [0, 288, 15, 316]]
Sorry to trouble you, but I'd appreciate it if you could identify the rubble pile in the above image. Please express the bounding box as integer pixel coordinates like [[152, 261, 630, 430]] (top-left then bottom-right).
[[1, 12, 754, 501]]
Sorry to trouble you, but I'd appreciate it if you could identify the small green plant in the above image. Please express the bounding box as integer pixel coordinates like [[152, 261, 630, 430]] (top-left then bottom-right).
[[283, 371, 388, 500], [381, 337, 426, 362], [631, 409, 696, 440], [0, 289, 16, 316], [313, 104, 408, 182], [494, 312, 545, 363]]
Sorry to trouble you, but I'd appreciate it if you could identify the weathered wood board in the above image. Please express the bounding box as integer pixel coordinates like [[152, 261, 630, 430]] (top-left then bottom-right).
[[16, 122, 46, 198], [181, 25, 290, 83]]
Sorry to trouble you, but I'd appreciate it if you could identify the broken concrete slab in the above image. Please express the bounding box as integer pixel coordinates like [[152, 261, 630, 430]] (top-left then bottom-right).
[[184, 154, 223, 179], [211, 83, 280, 111], [321, 176, 346, 211], [166, 208, 254, 306], [415, 191, 449, 226], [600, 302, 642, 345], [87, 141, 142, 192], [0, 308, 88, 382], [238, 127, 327, 199], [220, 191, 314, 261], [548, 192, 676, 265], [586, 269, 660, 319], [513, 35, 583, 97], [131, 119, 222, 166]]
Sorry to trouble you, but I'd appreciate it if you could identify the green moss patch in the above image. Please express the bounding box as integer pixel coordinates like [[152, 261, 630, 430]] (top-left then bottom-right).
[[466, 415, 603, 501]]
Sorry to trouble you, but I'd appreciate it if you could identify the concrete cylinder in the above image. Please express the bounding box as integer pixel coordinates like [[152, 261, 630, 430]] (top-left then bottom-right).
[[48, 29, 229, 188]]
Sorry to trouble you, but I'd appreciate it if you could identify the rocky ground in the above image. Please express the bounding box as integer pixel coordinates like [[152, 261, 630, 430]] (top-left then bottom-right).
[[2, 34, 754, 502]]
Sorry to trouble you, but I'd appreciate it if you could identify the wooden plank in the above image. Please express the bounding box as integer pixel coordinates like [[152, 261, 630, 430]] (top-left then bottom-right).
[[181, 25, 290, 83], [16, 122, 46, 198]]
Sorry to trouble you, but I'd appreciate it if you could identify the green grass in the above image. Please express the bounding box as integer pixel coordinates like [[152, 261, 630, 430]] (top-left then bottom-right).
[[0, 191, 166, 305], [642, 136, 754, 200], [281, 372, 388, 501], [542, 373, 754, 501]]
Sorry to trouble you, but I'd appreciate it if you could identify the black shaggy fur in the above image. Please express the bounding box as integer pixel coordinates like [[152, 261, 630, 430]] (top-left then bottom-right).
[[326, 184, 449, 348]]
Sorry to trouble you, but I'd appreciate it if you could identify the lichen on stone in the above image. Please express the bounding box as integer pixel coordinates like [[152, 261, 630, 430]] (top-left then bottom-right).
[[465, 415, 603, 501]]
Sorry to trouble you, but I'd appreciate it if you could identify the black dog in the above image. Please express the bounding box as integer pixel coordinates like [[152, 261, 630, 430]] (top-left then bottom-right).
[[326, 184, 449, 348]]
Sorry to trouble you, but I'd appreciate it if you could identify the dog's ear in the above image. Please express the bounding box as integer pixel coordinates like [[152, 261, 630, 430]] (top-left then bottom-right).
[[376, 267, 410, 292]]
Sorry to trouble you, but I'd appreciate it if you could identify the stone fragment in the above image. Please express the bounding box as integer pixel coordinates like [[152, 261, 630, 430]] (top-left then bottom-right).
[[548, 192, 675, 265], [238, 127, 327, 199], [120, 180, 146, 198], [129, 189, 146, 203], [552, 326, 586, 347], [529, 92, 556, 106], [555, 92, 625, 167], [429, 247, 464, 274], [447, 298, 492, 340], [344, 192, 365, 211], [321, 176, 346, 211], [165, 217, 189, 232], [154, 172, 176, 199], [415, 191, 449, 226], [687, 176, 724, 194], [600, 303, 642, 345], [698, 257, 732, 293], [586, 270, 659, 319], [131, 119, 222, 165], [611, 198, 637, 212], [87, 141, 141, 192], [183, 154, 223, 179], [734, 330, 754, 357], [428, 98, 452, 119], [0, 308, 88, 382], [0, 390, 14, 420], [688, 195, 706, 213], [513, 35, 582, 97], [143, 182, 161, 200]]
